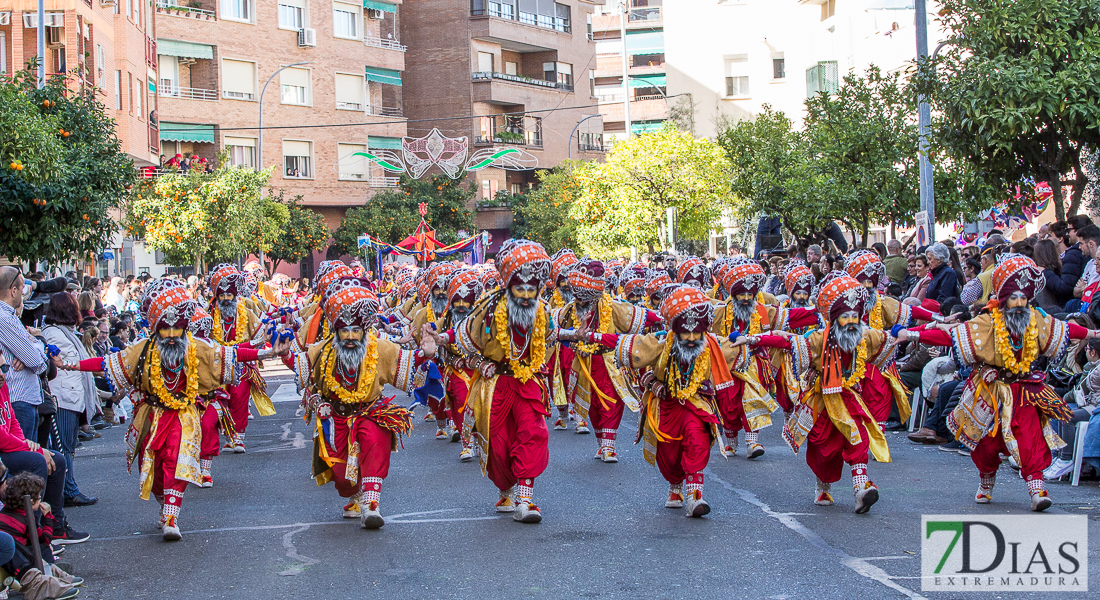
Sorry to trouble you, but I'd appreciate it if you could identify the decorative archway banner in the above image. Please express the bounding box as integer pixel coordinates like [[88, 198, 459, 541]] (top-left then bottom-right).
[[352, 128, 538, 179]]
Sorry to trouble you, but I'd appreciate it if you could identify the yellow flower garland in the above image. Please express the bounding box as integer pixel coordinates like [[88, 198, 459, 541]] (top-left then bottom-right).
[[552, 288, 564, 308], [574, 293, 613, 355], [991, 307, 1038, 375], [425, 301, 437, 326], [147, 333, 199, 410], [842, 338, 868, 388], [322, 334, 380, 404], [724, 301, 762, 337], [664, 335, 711, 401], [867, 298, 884, 331], [493, 297, 547, 383], [212, 302, 248, 345]]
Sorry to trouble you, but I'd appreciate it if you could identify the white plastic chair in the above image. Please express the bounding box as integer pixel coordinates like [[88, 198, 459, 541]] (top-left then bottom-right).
[[908, 387, 925, 432], [1071, 420, 1090, 487]]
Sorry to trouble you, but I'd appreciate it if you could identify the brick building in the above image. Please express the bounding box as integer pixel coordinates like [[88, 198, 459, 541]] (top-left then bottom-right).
[[154, 0, 408, 277], [591, 0, 667, 142], [400, 0, 604, 250]]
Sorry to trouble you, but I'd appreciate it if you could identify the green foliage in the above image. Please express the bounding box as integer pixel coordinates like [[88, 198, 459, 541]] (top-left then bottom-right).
[[570, 124, 737, 255], [123, 159, 275, 269], [0, 66, 136, 263], [331, 174, 476, 256], [265, 190, 330, 273], [718, 105, 837, 247], [511, 162, 581, 252], [918, 0, 1100, 220]]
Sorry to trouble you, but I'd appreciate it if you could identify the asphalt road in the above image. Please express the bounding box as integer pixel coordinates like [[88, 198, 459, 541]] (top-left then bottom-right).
[[55, 370, 1100, 600]]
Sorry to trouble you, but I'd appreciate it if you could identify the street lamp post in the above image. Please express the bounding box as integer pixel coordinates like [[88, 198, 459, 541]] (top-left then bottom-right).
[[915, 0, 935, 241], [568, 114, 603, 158], [36, 0, 45, 88], [618, 0, 632, 140], [256, 61, 313, 172]]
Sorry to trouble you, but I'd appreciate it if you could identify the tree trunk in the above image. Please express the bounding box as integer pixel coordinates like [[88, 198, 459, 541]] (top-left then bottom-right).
[[861, 211, 870, 248], [1051, 174, 1066, 222], [1067, 174, 1084, 218]]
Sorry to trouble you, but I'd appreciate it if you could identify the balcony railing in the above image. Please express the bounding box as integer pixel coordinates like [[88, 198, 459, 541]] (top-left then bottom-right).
[[370, 176, 400, 187], [475, 123, 543, 147], [155, 0, 216, 19], [472, 71, 572, 91], [368, 105, 403, 117], [577, 142, 607, 153], [470, 3, 570, 33], [363, 35, 407, 52], [159, 84, 219, 101]]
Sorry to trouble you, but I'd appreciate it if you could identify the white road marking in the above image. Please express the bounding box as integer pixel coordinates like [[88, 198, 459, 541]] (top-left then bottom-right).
[[707, 472, 927, 600], [278, 524, 320, 576], [270, 383, 302, 403]]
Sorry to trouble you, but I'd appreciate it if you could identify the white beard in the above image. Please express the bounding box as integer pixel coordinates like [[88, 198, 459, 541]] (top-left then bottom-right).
[[558, 287, 574, 304], [217, 299, 237, 320], [430, 295, 448, 318], [450, 306, 471, 325], [157, 334, 189, 369], [790, 295, 812, 308], [671, 336, 705, 367], [832, 322, 865, 353], [732, 298, 755, 325], [336, 337, 366, 375], [1004, 306, 1031, 338], [507, 292, 537, 330]]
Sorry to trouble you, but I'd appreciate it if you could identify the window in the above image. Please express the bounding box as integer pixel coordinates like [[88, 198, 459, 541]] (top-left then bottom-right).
[[333, 1, 361, 39], [337, 143, 367, 180], [135, 79, 143, 117], [543, 61, 572, 89], [477, 52, 494, 73], [222, 59, 257, 100], [222, 0, 253, 22], [225, 136, 256, 168], [0, 33, 6, 74], [128, 72, 134, 112], [114, 70, 122, 109], [335, 73, 365, 110], [505, 61, 518, 76], [631, 53, 664, 68], [773, 57, 786, 79], [278, 0, 305, 30], [96, 44, 106, 83], [159, 55, 179, 92], [821, 0, 836, 21], [724, 55, 749, 98], [280, 66, 311, 105], [283, 140, 313, 178]]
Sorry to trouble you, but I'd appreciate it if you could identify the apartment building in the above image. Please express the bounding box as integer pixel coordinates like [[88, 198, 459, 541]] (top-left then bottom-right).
[[400, 0, 603, 249], [591, 0, 667, 143], [154, 0, 408, 276]]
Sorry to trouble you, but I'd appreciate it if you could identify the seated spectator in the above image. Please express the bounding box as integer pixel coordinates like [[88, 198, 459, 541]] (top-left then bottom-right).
[[924, 243, 959, 303], [1045, 339, 1100, 480], [907, 255, 931, 301], [0, 469, 82, 598], [960, 257, 983, 307]]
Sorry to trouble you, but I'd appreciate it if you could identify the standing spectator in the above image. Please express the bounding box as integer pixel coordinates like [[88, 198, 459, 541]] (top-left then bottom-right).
[[923, 242, 959, 304], [883, 239, 907, 285], [82, 277, 104, 313], [907, 255, 931, 301], [40, 294, 98, 508], [102, 277, 124, 312], [959, 257, 984, 307], [871, 242, 887, 260], [0, 267, 49, 439], [76, 291, 96, 321], [1035, 238, 1073, 309], [1057, 215, 1093, 291]]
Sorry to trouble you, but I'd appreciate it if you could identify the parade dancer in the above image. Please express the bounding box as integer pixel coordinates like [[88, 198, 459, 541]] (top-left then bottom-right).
[[58, 281, 289, 540], [775, 273, 899, 513], [554, 260, 658, 462], [430, 240, 561, 523], [437, 268, 484, 462], [676, 256, 711, 290], [578, 286, 752, 517], [285, 281, 436, 528], [897, 255, 1097, 511], [409, 263, 459, 439], [208, 264, 275, 453], [712, 261, 818, 457], [188, 307, 233, 488]]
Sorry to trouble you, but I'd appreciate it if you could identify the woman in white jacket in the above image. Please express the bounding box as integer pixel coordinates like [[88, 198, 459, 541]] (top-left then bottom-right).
[[41, 293, 99, 507]]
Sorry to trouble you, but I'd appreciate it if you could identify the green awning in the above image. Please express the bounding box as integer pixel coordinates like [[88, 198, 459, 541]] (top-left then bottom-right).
[[631, 120, 665, 134], [363, 0, 397, 12], [157, 39, 214, 60], [368, 136, 402, 150], [629, 74, 666, 88], [624, 31, 664, 55], [365, 66, 402, 86], [160, 122, 215, 143]]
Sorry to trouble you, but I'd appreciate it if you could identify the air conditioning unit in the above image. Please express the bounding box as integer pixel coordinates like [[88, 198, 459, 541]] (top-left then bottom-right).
[[0, 12, 10, 26], [46, 26, 65, 48], [298, 28, 317, 47], [367, 8, 385, 20], [100, 0, 118, 6]]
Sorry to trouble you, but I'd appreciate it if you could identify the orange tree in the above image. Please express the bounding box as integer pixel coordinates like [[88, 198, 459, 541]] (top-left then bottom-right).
[[123, 162, 277, 271], [0, 66, 135, 264], [510, 162, 581, 251], [265, 190, 330, 274], [331, 174, 475, 256]]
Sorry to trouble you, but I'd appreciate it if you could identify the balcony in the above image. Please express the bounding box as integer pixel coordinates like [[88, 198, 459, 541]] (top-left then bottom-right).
[[370, 176, 400, 188], [155, 0, 217, 20], [363, 35, 407, 52], [368, 105, 403, 117], [470, 2, 571, 34], [476, 115, 543, 148], [472, 71, 571, 92], [601, 96, 668, 122], [159, 84, 219, 101], [577, 133, 607, 153]]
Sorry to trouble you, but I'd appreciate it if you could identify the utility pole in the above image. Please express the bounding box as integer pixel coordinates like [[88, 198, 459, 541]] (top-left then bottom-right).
[[618, 0, 631, 139], [37, 0, 45, 88], [915, 0, 935, 241]]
